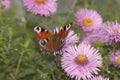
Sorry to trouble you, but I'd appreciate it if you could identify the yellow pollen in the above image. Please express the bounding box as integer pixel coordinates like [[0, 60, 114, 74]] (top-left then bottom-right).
[[83, 18, 93, 27], [35, 0, 47, 4], [114, 29, 120, 33], [75, 54, 88, 65], [116, 56, 120, 64]]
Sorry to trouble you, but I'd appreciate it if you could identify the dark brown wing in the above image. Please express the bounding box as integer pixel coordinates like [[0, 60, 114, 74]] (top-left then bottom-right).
[[53, 23, 72, 51]]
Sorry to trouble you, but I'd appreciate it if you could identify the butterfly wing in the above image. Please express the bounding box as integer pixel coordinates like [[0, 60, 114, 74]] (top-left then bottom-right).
[[53, 23, 72, 51], [34, 23, 72, 52], [59, 23, 72, 38], [34, 26, 53, 52]]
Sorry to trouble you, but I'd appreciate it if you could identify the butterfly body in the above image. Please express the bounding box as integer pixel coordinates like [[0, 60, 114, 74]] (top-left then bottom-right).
[[34, 23, 72, 52]]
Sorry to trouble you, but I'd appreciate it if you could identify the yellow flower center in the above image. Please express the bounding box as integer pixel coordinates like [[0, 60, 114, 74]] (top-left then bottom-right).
[[83, 18, 93, 27], [116, 56, 120, 64], [75, 54, 88, 65], [114, 29, 120, 33], [35, 0, 47, 4]]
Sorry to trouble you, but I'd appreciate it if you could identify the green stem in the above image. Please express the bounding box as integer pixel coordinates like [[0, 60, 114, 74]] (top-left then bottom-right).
[[52, 72, 56, 80], [112, 42, 117, 52], [15, 51, 25, 76], [9, 73, 16, 80], [8, 28, 12, 50]]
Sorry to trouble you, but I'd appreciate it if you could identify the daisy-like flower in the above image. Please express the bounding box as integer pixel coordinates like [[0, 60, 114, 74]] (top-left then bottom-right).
[[61, 43, 102, 80], [90, 76, 109, 80], [105, 21, 120, 43], [23, 0, 57, 16], [95, 21, 120, 44], [83, 21, 120, 44], [1, 0, 11, 10], [75, 8, 102, 32], [109, 51, 120, 68], [54, 29, 79, 55]]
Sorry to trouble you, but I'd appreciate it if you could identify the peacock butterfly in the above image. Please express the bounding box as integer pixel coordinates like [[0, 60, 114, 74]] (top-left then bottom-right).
[[33, 23, 72, 52]]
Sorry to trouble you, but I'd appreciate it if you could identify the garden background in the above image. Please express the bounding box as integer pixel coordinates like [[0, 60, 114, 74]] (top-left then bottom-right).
[[0, 0, 120, 80]]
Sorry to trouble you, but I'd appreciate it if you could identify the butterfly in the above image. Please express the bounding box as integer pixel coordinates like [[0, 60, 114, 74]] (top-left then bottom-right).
[[33, 23, 72, 52]]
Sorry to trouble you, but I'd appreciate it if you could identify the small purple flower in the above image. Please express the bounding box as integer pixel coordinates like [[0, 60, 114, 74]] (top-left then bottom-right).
[[54, 29, 79, 55], [75, 8, 103, 32], [106, 21, 120, 43], [1, 0, 11, 10], [61, 43, 102, 80], [23, 0, 57, 16], [98, 21, 120, 44], [83, 21, 120, 44], [109, 51, 120, 68], [90, 76, 109, 80]]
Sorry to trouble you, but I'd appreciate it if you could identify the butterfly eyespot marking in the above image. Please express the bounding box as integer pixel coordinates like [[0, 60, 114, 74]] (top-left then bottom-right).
[[60, 26, 63, 31], [66, 23, 72, 31], [45, 29, 49, 33], [34, 26, 41, 33], [60, 38, 65, 44], [60, 23, 72, 31], [36, 27, 40, 30], [39, 39, 48, 46]]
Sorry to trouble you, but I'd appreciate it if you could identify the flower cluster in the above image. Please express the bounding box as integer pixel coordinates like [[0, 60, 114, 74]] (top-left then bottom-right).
[[83, 21, 120, 44], [2, 0, 118, 79], [56, 7, 120, 80], [109, 51, 120, 68], [31, 7, 114, 80], [33, 21, 104, 80], [73, 8, 120, 80]]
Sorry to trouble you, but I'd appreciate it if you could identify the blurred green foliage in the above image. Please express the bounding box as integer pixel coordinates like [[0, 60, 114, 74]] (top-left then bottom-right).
[[0, 0, 120, 80]]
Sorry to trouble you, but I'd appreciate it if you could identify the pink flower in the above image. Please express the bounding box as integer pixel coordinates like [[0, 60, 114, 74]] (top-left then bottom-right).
[[109, 51, 120, 68], [75, 8, 102, 32], [61, 43, 102, 80], [82, 29, 109, 44], [83, 21, 120, 44], [82, 33, 99, 44], [105, 21, 120, 43], [23, 0, 57, 16], [90, 76, 109, 80], [1, 0, 11, 10]]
